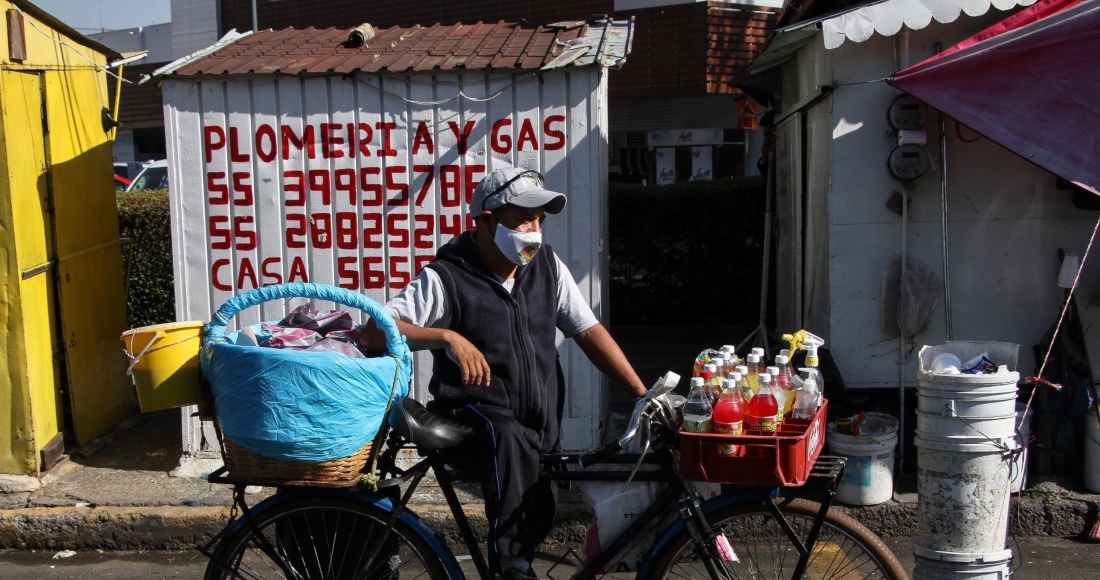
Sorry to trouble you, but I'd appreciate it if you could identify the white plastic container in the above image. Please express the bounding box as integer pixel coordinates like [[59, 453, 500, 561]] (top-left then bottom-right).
[[1010, 402, 1034, 493], [827, 413, 898, 505], [913, 547, 1013, 580], [915, 342, 1019, 557], [1086, 407, 1100, 493]]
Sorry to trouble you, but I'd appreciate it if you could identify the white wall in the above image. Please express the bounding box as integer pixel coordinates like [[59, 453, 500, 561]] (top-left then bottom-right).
[[171, 0, 220, 59], [825, 14, 1100, 388], [163, 69, 611, 452], [89, 23, 174, 63]]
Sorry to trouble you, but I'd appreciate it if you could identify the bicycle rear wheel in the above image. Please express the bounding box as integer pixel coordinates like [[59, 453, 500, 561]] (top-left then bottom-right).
[[645, 497, 908, 580], [204, 493, 452, 580]]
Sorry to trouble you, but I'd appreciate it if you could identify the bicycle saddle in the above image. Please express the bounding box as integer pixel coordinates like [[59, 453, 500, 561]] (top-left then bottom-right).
[[388, 397, 473, 450]]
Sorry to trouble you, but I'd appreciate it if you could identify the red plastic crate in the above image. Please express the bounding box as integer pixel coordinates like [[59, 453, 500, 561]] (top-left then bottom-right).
[[679, 400, 828, 487]]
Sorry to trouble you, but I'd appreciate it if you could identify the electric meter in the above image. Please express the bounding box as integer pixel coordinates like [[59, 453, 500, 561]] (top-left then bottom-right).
[[887, 95, 926, 130], [887, 144, 930, 182]]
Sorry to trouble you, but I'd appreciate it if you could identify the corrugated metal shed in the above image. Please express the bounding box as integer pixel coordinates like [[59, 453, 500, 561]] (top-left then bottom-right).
[[153, 18, 632, 79]]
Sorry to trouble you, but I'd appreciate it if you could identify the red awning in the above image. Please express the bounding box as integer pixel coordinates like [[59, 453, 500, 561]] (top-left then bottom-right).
[[892, 0, 1100, 193]]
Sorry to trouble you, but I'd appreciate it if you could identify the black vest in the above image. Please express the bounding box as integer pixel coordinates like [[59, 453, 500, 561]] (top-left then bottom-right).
[[425, 231, 564, 451]]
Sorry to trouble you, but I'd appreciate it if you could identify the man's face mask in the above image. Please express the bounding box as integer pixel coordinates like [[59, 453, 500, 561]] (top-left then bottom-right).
[[493, 222, 542, 266]]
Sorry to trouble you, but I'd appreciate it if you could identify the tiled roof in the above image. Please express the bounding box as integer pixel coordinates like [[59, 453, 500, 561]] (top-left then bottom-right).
[[154, 18, 633, 79]]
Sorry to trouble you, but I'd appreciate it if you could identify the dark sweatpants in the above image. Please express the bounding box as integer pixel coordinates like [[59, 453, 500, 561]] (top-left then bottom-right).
[[452, 405, 558, 572]]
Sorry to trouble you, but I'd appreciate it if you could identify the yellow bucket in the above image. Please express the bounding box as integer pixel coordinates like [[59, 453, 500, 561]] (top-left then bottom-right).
[[121, 321, 205, 412]]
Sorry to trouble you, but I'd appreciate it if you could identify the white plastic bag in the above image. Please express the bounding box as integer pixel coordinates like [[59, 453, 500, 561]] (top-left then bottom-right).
[[577, 440, 719, 572]]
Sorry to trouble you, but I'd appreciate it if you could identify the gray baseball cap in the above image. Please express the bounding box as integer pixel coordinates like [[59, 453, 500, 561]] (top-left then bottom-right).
[[471, 167, 567, 215]]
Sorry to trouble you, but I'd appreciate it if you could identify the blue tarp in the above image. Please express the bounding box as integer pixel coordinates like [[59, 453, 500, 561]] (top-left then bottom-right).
[[201, 283, 412, 462]]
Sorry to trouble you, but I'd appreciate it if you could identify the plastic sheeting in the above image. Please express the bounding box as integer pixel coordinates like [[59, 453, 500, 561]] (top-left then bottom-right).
[[201, 283, 412, 462], [892, 0, 1100, 193]]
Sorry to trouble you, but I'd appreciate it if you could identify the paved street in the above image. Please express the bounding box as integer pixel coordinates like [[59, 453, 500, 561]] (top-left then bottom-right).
[[1, 536, 1099, 579]]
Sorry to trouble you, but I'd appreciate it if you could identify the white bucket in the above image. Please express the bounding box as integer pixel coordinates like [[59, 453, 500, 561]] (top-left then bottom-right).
[[913, 546, 1013, 580], [916, 341, 1019, 556], [1010, 403, 1034, 493], [827, 413, 898, 506], [1086, 407, 1100, 493], [914, 439, 1015, 554]]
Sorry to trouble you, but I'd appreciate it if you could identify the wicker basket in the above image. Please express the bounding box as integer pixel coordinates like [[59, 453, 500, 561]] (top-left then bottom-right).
[[221, 437, 374, 485]]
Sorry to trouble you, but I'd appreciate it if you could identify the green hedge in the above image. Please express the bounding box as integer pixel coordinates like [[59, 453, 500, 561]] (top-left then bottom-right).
[[117, 189, 175, 328], [608, 177, 766, 325]]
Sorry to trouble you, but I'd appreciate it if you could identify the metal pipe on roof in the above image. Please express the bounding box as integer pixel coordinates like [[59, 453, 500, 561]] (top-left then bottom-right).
[[251, 0, 258, 32]]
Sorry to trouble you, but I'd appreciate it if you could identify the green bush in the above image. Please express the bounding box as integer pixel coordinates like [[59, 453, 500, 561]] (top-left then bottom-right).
[[117, 189, 175, 328], [608, 177, 766, 325]]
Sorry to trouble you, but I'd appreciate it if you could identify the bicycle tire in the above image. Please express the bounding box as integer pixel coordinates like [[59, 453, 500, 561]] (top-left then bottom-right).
[[204, 493, 455, 580], [643, 497, 908, 580]]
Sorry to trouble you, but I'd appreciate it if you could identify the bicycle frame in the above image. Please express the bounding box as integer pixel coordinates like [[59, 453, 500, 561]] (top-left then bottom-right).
[[373, 439, 722, 580]]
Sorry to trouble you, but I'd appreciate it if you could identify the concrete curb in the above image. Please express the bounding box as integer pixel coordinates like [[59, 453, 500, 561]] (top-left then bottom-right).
[[2, 493, 1096, 552]]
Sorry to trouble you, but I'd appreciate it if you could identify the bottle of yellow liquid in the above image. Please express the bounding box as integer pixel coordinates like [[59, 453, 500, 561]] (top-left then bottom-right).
[[731, 370, 753, 402], [746, 354, 763, 393]]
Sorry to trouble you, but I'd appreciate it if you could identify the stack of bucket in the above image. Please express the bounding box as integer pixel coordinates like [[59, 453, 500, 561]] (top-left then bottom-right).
[[914, 342, 1020, 580]]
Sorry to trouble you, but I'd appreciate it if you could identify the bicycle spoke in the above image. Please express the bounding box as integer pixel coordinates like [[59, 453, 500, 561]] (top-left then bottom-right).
[[205, 496, 450, 580], [649, 499, 905, 580]]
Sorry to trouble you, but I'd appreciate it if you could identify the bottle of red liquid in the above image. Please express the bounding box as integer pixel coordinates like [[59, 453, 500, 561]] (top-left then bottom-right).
[[746, 372, 779, 433], [712, 379, 747, 455]]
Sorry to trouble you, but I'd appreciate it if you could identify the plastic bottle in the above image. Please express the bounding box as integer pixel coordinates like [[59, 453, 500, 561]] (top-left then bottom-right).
[[712, 379, 747, 455], [746, 373, 779, 433], [703, 363, 721, 404], [733, 369, 753, 401], [719, 345, 738, 370], [746, 354, 763, 393], [710, 357, 726, 394], [774, 356, 796, 416], [764, 368, 789, 425], [792, 368, 822, 420], [774, 355, 794, 389], [683, 377, 713, 433]]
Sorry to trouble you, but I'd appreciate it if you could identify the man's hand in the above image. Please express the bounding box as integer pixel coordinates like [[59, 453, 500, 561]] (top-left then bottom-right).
[[443, 330, 491, 387], [387, 319, 491, 388]]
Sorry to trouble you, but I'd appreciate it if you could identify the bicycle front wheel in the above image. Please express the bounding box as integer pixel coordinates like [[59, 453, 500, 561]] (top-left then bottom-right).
[[645, 497, 908, 580], [204, 493, 453, 580]]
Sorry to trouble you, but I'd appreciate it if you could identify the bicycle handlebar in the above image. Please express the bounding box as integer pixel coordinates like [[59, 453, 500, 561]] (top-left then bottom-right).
[[618, 371, 680, 447], [577, 372, 681, 468]]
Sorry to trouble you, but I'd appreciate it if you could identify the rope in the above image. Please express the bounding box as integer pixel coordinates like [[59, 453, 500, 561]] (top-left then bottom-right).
[[360, 353, 407, 490], [1020, 212, 1100, 431]]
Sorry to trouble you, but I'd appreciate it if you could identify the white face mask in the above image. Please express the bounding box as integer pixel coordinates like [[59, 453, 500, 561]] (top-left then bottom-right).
[[493, 223, 542, 266]]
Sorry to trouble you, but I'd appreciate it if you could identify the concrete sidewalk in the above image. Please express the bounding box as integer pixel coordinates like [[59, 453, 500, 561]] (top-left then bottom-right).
[[1, 409, 1099, 552]]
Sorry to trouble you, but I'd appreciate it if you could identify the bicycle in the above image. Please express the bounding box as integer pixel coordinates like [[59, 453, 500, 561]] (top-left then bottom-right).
[[199, 372, 907, 580]]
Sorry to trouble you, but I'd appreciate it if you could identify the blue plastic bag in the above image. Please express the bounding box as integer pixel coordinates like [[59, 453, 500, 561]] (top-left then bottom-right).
[[201, 283, 411, 462]]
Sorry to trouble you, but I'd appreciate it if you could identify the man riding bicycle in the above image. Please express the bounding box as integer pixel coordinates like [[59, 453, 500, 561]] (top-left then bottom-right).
[[367, 166, 647, 579]]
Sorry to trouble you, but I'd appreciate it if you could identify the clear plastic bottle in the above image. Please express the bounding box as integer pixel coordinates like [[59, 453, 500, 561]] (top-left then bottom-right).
[[703, 363, 721, 404], [746, 354, 763, 393], [764, 367, 789, 425], [774, 356, 796, 417], [712, 379, 747, 455], [719, 345, 738, 370], [746, 373, 779, 433], [683, 377, 713, 433], [792, 368, 822, 420], [710, 356, 726, 388], [774, 355, 794, 389], [733, 369, 753, 401]]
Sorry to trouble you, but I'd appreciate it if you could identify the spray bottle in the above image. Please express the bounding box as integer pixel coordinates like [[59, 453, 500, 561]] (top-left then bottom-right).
[[781, 330, 825, 390]]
